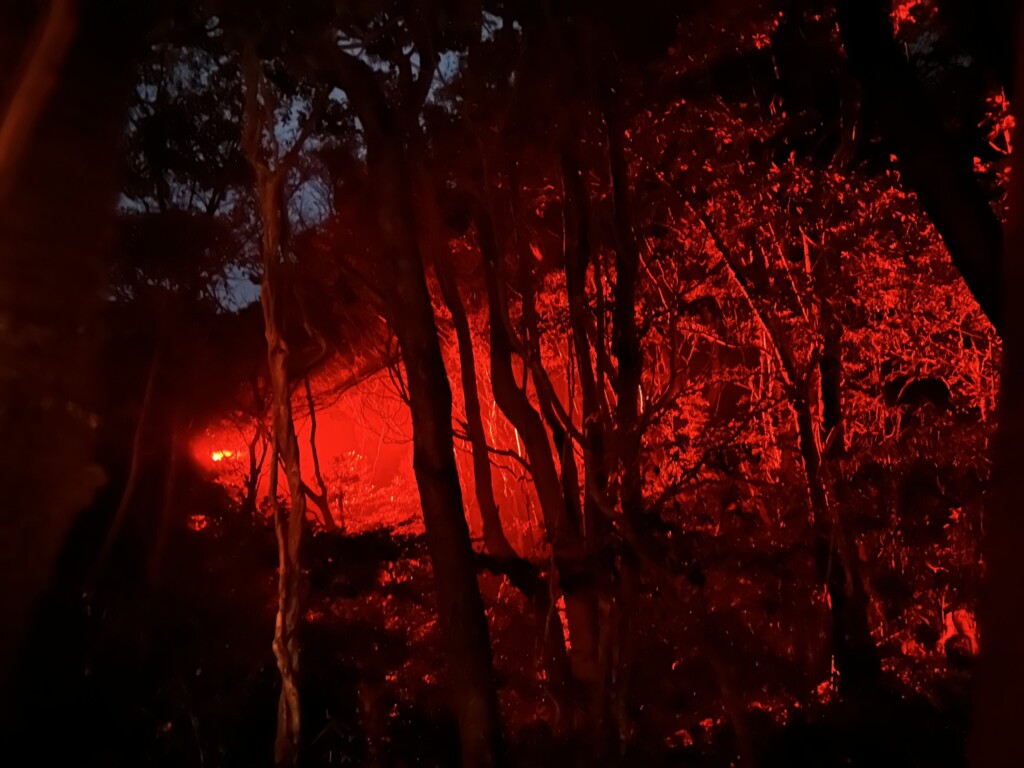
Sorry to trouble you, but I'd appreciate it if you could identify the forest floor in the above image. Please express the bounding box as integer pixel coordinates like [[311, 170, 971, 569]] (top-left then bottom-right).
[[7, 469, 974, 768]]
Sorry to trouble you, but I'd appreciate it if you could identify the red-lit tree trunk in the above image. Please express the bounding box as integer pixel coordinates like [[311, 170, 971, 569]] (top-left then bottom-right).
[[242, 50, 308, 766], [509, 166, 587, 538], [478, 204, 602, 733], [437, 248, 577, 721], [559, 146, 610, 537], [501, 185, 583, 720], [435, 261, 516, 560], [792, 377, 880, 694], [322, 43, 505, 767], [372, 144, 504, 768]]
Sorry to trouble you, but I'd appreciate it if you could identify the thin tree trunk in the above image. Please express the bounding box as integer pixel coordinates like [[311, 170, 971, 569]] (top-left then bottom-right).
[[501, 192, 579, 723], [560, 146, 610, 537], [261, 189, 306, 766], [793, 387, 880, 694], [511, 164, 587, 533], [601, 94, 644, 525], [241, 424, 268, 518], [559, 144, 619, 748], [435, 260, 516, 559], [303, 377, 339, 533], [600, 87, 647, 751], [478, 204, 602, 732], [243, 49, 307, 764], [321, 45, 505, 762]]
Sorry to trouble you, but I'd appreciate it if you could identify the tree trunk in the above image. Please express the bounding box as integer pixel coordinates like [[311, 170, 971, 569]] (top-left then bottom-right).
[[601, 94, 644, 525], [303, 377, 339, 533], [243, 50, 308, 763], [0, 1, 142, 708], [560, 146, 611, 536], [373, 143, 504, 768], [511, 164, 587, 534], [834, 0, 1004, 332], [435, 260, 516, 559], [259, 175, 307, 767], [559, 144, 619, 748], [148, 407, 180, 590], [970, 8, 1024, 767], [477, 205, 602, 734], [792, 383, 880, 695], [242, 423, 268, 518]]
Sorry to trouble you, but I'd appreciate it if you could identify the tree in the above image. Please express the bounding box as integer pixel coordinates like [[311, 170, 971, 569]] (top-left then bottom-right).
[[303, 7, 507, 764], [972, 9, 1024, 768], [241, 43, 321, 765], [833, 0, 1004, 332], [0, 0, 145, 716]]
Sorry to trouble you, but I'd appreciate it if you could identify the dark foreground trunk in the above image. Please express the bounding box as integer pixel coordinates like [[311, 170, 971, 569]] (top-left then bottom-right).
[[374, 144, 504, 768], [835, 0, 1004, 332], [436, 260, 516, 560], [971, 10, 1024, 767], [0, 1, 142, 713]]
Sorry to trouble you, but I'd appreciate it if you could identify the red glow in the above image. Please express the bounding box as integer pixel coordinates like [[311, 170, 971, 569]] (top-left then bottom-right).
[[187, 514, 209, 532]]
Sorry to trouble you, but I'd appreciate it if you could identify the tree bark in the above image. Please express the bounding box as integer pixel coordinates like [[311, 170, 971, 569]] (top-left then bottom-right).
[[303, 377, 339, 533], [0, 1, 142, 709], [241, 422, 269, 518], [242, 50, 308, 765], [373, 143, 505, 768], [261, 186, 306, 767], [321, 40, 506, 766], [601, 93, 644, 525], [436, 260, 516, 559], [792, 384, 880, 694], [971, 8, 1024, 767], [834, 0, 1004, 332], [478, 205, 603, 734], [560, 146, 610, 540]]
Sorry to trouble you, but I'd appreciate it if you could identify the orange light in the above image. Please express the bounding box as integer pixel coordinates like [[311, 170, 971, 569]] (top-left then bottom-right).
[[211, 450, 234, 462]]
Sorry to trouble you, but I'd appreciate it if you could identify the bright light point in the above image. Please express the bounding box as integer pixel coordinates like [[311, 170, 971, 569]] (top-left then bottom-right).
[[211, 450, 234, 462], [187, 515, 209, 532]]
